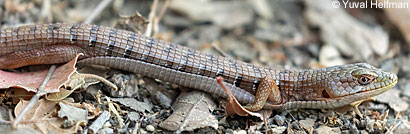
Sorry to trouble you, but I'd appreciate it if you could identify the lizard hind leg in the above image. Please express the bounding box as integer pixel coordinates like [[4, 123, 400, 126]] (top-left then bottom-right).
[[243, 77, 281, 111]]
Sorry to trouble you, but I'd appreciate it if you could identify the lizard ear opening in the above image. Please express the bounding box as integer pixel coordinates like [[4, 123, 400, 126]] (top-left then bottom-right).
[[321, 89, 331, 98]]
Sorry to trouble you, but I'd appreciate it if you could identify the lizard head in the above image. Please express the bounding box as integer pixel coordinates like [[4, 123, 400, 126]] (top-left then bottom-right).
[[321, 63, 398, 100], [264, 63, 398, 110]]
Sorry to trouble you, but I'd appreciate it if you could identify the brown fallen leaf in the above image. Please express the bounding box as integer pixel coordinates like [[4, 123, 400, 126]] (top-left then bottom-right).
[[8, 88, 36, 104], [0, 53, 80, 93], [216, 77, 263, 119], [159, 90, 218, 132], [14, 99, 78, 133]]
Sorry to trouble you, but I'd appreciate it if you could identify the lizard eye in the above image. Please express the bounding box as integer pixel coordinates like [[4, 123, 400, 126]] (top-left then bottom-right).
[[358, 76, 373, 85]]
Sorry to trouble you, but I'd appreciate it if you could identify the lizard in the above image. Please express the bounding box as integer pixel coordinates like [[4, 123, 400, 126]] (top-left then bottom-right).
[[0, 23, 398, 111]]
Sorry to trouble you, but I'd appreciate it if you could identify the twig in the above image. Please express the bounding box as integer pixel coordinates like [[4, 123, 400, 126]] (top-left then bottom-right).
[[386, 120, 402, 134], [156, 0, 171, 21], [152, 0, 171, 36], [0, 119, 10, 124], [84, 0, 113, 24], [145, 0, 159, 37], [79, 73, 118, 91], [386, 112, 403, 134], [211, 42, 230, 58], [11, 65, 56, 128], [39, 0, 52, 23]]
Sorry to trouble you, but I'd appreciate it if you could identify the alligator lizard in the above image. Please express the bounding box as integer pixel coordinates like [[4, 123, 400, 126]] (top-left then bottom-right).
[[0, 23, 398, 111]]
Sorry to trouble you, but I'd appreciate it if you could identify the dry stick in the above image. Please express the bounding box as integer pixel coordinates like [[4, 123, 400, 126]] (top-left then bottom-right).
[[78, 73, 118, 91], [386, 120, 402, 134], [152, 0, 171, 37], [0, 117, 10, 124], [83, 0, 113, 24], [386, 112, 402, 133], [12, 65, 57, 128], [211, 42, 230, 58], [39, 0, 51, 23], [156, 0, 171, 22], [145, 0, 159, 37]]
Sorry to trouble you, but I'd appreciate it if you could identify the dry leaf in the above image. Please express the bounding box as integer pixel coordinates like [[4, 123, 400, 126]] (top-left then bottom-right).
[[46, 72, 101, 101], [60, 102, 101, 119], [46, 88, 76, 101], [9, 88, 35, 104], [58, 102, 88, 123], [159, 91, 218, 132], [14, 99, 78, 134], [216, 77, 263, 119], [0, 53, 81, 93], [110, 98, 152, 113]]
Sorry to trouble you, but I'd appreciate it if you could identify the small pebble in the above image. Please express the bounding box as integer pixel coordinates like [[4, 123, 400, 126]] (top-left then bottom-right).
[[272, 126, 286, 134], [359, 117, 370, 129], [225, 129, 234, 134], [155, 92, 172, 108], [341, 118, 351, 130], [104, 122, 112, 128], [342, 130, 350, 134], [353, 118, 360, 126], [146, 125, 155, 132], [273, 115, 286, 126], [349, 125, 359, 134], [236, 130, 247, 134], [291, 122, 300, 130], [360, 130, 369, 134], [365, 119, 375, 132], [98, 128, 114, 134]]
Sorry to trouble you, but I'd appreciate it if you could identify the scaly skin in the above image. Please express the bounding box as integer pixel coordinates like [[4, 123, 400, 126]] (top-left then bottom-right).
[[0, 23, 398, 110]]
